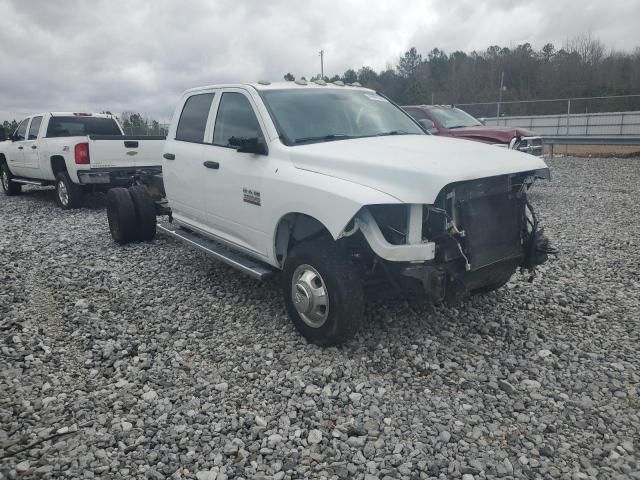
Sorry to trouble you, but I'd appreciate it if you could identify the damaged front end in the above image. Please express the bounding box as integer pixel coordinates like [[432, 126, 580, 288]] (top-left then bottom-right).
[[355, 169, 556, 302]]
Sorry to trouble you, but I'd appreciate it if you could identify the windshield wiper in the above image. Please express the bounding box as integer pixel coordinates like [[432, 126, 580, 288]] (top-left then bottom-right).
[[374, 130, 410, 137], [294, 133, 354, 144]]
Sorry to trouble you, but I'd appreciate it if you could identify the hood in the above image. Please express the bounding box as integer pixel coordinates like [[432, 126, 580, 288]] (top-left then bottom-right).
[[290, 134, 548, 204], [448, 125, 539, 143]]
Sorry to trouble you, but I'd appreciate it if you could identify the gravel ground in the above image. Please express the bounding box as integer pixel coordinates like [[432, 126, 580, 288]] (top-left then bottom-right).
[[1, 157, 638, 480]]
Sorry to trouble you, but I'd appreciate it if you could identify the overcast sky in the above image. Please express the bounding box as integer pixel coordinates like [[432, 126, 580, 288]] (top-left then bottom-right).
[[1, 0, 639, 122]]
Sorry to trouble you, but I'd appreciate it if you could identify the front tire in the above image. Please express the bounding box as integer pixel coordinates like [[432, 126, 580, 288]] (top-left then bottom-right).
[[1, 163, 22, 196], [55, 172, 83, 209], [283, 240, 364, 346], [107, 188, 137, 245]]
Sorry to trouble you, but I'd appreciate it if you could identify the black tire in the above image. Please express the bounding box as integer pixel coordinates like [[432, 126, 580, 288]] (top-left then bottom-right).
[[55, 171, 83, 209], [107, 188, 137, 245], [282, 240, 364, 346], [1, 163, 22, 196], [128, 185, 157, 241]]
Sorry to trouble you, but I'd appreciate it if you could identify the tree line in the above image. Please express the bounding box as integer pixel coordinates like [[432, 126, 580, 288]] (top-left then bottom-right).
[[285, 35, 640, 117]]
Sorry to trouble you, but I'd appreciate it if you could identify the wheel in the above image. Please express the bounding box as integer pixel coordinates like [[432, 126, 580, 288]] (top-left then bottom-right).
[[128, 185, 157, 241], [1, 163, 21, 196], [55, 172, 83, 209], [106, 188, 137, 244], [282, 240, 364, 346]]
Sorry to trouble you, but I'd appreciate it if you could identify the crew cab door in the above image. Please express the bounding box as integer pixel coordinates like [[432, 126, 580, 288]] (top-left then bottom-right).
[[23, 115, 43, 173], [200, 89, 270, 257], [7, 118, 29, 176]]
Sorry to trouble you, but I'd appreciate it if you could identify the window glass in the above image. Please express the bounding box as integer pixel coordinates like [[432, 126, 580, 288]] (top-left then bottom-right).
[[175, 93, 215, 142], [427, 107, 481, 129], [406, 109, 427, 121], [46, 117, 122, 137], [14, 119, 29, 141], [213, 93, 261, 147], [260, 89, 423, 145], [28, 116, 43, 140]]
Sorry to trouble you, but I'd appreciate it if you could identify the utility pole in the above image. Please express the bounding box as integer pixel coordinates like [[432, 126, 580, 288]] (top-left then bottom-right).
[[496, 71, 505, 119], [319, 50, 324, 79]]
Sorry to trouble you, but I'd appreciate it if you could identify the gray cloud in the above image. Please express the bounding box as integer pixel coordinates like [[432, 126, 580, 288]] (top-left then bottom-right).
[[1, 0, 638, 122]]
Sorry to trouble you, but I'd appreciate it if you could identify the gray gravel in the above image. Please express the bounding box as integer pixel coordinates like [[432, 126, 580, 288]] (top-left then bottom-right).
[[1, 157, 639, 479]]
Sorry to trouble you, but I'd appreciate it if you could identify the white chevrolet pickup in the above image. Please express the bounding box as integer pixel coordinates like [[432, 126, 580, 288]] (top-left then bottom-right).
[[0, 112, 164, 208], [106, 81, 555, 345]]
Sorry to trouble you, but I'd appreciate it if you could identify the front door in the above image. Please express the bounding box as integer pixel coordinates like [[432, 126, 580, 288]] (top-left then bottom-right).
[[200, 89, 270, 257], [23, 115, 43, 173], [7, 118, 29, 176]]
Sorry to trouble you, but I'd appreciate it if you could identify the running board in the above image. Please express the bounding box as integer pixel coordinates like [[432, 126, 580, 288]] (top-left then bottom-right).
[[157, 224, 274, 280], [13, 178, 48, 186]]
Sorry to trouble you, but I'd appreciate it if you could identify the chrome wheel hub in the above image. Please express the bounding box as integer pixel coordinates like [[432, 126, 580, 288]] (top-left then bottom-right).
[[57, 180, 69, 205], [291, 264, 329, 328]]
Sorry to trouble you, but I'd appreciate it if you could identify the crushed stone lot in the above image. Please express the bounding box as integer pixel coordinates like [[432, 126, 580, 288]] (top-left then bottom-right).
[[1, 157, 639, 480]]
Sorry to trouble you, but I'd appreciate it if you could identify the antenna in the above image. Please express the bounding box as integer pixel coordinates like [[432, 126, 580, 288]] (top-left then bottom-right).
[[319, 49, 324, 79]]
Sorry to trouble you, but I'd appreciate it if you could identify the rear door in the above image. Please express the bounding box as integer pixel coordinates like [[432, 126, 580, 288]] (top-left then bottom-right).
[[163, 90, 217, 227], [23, 115, 43, 173], [7, 118, 29, 176]]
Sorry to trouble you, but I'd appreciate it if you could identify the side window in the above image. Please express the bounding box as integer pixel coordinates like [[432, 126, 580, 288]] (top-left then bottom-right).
[[14, 119, 29, 141], [175, 93, 215, 143], [28, 116, 43, 140], [213, 92, 261, 148]]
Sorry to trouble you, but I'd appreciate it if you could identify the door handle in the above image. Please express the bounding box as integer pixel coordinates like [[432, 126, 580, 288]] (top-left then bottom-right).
[[203, 161, 219, 169], [163, 153, 175, 160], [18, 146, 23, 150], [31, 145, 37, 149]]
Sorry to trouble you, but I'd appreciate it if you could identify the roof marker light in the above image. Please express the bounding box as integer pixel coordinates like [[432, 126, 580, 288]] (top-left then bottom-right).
[[333, 81, 345, 86], [314, 79, 327, 86], [351, 82, 362, 87], [295, 79, 308, 85], [258, 80, 271, 85]]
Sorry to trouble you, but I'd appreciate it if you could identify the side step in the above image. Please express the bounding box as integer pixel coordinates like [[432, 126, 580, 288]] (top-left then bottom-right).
[[157, 224, 275, 280], [13, 178, 48, 186]]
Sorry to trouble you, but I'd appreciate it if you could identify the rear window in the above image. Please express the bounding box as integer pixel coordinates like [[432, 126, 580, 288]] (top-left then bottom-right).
[[46, 117, 122, 137]]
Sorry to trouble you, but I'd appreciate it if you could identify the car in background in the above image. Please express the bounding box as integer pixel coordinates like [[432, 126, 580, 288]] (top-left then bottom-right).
[[0, 112, 164, 209], [403, 104, 543, 156]]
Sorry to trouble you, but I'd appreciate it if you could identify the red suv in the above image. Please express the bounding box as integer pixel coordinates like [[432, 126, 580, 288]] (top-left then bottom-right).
[[403, 105, 543, 156]]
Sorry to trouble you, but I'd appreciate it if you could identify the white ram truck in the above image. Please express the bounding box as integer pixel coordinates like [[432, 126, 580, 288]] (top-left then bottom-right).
[[0, 112, 164, 208], [106, 81, 555, 346]]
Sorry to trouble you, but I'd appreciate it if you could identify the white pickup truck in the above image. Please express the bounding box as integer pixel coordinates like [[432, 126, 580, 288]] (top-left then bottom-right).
[[106, 81, 555, 346], [0, 112, 164, 208]]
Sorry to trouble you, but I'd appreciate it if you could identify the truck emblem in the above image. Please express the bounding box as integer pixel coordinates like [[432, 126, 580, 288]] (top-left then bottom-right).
[[126, 151, 138, 156], [243, 188, 261, 206]]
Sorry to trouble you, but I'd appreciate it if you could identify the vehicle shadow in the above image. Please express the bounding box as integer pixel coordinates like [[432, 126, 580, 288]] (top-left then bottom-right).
[[17, 186, 107, 210]]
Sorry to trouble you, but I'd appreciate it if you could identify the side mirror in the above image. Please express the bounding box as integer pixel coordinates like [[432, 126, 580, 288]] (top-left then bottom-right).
[[418, 118, 438, 135], [478, 117, 486, 125], [233, 137, 268, 155], [0, 127, 6, 142]]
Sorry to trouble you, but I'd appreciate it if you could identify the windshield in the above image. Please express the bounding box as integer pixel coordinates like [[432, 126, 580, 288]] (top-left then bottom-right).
[[428, 107, 482, 129], [46, 116, 122, 137], [260, 89, 424, 145]]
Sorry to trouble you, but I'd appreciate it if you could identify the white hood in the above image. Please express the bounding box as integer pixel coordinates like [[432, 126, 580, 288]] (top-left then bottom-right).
[[290, 134, 549, 204]]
